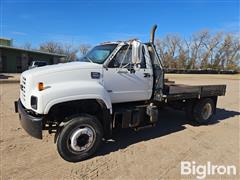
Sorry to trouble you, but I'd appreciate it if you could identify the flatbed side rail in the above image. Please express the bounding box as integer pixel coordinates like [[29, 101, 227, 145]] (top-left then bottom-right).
[[164, 85, 226, 101]]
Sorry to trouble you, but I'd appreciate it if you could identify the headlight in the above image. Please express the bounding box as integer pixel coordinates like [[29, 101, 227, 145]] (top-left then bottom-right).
[[31, 96, 38, 110]]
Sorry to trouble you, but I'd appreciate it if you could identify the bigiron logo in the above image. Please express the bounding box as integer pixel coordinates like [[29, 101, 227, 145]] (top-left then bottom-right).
[[181, 161, 237, 179]]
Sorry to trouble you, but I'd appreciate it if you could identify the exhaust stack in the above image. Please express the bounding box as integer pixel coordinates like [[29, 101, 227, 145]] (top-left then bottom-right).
[[150, 24, 157, 44]]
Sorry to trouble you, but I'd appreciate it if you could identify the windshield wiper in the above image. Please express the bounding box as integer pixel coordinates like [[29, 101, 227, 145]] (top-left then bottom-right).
[[81, 56, 93, 63], [86, 57, 93, 63]]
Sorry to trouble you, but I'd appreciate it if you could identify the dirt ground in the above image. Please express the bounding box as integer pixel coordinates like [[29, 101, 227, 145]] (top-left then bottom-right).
[[0, 74, 239, 179]]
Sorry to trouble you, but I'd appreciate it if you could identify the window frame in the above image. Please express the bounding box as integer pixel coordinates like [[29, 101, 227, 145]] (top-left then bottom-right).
[[108, 44, 147, 69]]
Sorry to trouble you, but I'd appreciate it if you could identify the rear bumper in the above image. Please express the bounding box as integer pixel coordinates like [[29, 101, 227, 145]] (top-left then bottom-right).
[[15, 100, 43, 139]]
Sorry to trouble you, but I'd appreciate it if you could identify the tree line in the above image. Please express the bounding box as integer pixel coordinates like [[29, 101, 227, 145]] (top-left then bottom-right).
[[156, 30, 239, 70], [23, 30, 239, 70], [23, 41, 91, 62]]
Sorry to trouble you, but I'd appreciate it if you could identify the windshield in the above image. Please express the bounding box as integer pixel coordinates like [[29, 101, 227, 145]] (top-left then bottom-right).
[[79, 44, 117, 64]]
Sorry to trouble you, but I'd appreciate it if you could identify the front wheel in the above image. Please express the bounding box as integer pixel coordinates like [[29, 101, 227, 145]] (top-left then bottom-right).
[[57, 115, 103, 162]]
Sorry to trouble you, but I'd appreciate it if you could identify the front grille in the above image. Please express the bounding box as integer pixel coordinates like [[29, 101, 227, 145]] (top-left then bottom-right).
[[21, 76, 26, 102]]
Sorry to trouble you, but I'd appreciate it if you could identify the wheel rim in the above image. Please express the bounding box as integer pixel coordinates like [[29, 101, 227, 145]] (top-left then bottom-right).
[[202, 103, 212, 120], [69, 126, 95, 152]]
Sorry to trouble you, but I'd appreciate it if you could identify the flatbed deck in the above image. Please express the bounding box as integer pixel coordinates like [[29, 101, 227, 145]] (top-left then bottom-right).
[[163, 83, 226, 101]]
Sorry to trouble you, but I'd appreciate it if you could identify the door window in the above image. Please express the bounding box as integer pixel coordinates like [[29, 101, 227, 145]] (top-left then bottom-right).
[[109, 44, 146, 69], [108, 45, 132, 68]]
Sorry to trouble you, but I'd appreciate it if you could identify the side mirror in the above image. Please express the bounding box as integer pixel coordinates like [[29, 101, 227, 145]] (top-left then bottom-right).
[[131, 40, 142, 65]]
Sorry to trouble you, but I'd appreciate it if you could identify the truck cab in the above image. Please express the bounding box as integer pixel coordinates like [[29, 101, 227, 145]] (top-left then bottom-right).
[[15, 25, 226, 162]]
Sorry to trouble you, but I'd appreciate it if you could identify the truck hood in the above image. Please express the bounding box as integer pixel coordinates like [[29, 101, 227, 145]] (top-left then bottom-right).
[[22, 61, 102, 77], [20, 62, 103, 109]]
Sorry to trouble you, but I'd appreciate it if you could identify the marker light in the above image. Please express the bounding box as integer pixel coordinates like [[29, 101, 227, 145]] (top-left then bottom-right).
[[38, 82, 44, 91]]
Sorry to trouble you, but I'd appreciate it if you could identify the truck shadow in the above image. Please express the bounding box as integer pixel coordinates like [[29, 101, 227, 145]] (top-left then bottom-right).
[[96, 108, 240, 157]]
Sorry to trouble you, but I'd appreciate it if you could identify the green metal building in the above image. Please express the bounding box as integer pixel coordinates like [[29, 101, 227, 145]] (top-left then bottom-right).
[[0, 38, 13, 46], [0, 38, 66, 73]]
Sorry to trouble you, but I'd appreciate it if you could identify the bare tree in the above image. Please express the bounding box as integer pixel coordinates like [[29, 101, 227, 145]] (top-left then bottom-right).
[[38, 32, 239, 70], [188, 30, 209, 69], [224, 34, 240, 70], [79, 44, 91, 55], [201, 32, 222, 69], [156, 39, 168, 68], [156, 30, 239, 70], [177, 40, 188, 69], [63, 44, 78, 62], [156, 38, 168, 67], [167, 35, 181, 68], [40, 41, 63, 54], [211, 34, 239, 70], [39, 41, 78, 62], [156, 35, 180, 68], [22, 42, 32, 50]]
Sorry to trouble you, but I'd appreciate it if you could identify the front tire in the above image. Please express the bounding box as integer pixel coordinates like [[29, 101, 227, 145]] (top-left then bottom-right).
[[57, 115, 103, 162]]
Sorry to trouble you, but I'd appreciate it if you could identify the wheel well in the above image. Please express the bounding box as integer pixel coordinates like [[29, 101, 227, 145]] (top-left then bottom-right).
[[46, 99, 112, 138]]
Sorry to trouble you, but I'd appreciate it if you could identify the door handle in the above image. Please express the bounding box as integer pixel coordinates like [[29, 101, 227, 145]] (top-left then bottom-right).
[[118, 69, 128, 74], [143, 73, 151, 78]]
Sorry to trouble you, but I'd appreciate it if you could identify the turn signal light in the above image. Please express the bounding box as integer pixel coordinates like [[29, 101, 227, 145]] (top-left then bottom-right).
[[38, 82, 44, 91]]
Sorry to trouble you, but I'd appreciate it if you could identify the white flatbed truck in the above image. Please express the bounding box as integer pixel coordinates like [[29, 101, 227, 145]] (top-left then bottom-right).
[[15, 25, 226, 162]]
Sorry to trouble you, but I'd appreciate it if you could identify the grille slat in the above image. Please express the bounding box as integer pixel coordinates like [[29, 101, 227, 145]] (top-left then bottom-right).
[[21, 76, 26, 102]]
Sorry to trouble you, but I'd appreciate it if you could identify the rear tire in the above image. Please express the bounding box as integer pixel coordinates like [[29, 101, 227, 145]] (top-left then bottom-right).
[[186, 98, 215, 124], [57, 115, 103, 162], [193, 98, 215, 124]]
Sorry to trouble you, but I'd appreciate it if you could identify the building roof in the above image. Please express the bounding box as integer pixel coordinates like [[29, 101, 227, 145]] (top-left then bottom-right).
[[0, 45, 66, 57], [0, 37, 12, 41]]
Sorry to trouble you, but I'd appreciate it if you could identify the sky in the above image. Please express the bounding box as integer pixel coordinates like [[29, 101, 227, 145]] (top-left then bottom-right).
[[0, 0, 239, 48]]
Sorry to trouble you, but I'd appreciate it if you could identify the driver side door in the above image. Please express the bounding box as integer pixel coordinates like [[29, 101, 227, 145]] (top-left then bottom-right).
[[103, 45, 153, 103]]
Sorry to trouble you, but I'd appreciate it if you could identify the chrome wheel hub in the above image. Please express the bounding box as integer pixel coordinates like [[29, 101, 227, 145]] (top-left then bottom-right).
[[70, 127, 95, 152], [202, 103, 212, 120]]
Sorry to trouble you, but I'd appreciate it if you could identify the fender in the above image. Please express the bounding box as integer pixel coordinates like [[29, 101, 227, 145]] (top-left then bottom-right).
[[32, 81, 112, 114]]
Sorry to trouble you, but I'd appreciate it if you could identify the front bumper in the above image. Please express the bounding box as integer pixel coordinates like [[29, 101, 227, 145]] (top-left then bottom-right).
[[15, 100, 43, 139]]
